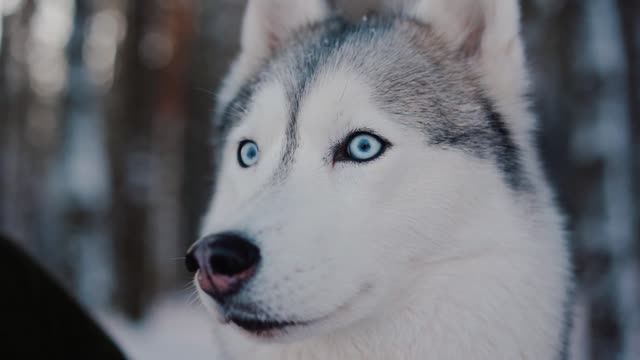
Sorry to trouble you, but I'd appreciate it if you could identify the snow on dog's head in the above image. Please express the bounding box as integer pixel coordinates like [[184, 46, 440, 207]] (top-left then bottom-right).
[[191, 0, 530, 342]]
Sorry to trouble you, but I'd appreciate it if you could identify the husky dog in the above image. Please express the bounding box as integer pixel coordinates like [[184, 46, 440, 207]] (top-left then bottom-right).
[[185, 0, 573, 358]]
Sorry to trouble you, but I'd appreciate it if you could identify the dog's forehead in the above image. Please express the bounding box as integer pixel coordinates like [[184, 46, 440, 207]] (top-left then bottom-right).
[[224, 17, 473, 132], [218, 16, 526, 190]]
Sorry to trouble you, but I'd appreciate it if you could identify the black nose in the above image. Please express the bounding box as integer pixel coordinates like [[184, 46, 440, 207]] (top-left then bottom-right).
[[185, 233, 261, 299], [206, 233, 260, 276]]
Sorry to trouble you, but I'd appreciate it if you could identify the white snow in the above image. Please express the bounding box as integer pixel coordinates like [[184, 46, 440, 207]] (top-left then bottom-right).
[[96, 296, 222, 360]]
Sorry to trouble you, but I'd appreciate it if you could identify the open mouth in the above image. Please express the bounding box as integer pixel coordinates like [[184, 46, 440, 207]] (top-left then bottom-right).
[[228, 316, 302, 336]]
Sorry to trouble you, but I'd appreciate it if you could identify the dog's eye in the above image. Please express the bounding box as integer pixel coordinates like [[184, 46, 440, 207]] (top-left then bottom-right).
[[335, 131, 389, 163], [348, 133, 382, 161], [238, 140, 259, 168]]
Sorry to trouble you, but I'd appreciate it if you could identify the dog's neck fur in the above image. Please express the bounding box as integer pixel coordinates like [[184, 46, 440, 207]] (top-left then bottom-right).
[[214, 188, 569, 360]]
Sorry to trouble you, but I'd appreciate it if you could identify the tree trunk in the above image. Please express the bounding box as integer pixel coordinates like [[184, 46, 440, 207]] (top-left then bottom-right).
[[107, 0, 156, 319]]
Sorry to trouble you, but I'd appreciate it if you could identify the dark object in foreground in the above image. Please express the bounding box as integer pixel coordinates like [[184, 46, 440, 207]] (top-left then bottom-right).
[[0, 233, 126, 359]]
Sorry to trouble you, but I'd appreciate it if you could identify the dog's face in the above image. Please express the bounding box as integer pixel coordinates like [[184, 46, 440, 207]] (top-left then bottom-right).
[[192, 0, 528, 342]]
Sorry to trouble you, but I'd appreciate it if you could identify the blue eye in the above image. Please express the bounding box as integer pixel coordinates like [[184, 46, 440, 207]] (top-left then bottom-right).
[[238, 140, 259, 168], [347, 133, 385, 162]]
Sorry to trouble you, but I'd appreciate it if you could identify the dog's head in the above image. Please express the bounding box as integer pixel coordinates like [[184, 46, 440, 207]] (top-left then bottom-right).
[[188, 0, 530, 341]]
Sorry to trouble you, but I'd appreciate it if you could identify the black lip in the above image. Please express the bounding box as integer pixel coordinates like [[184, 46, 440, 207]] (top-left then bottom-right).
[[229, 316, 299, 334]]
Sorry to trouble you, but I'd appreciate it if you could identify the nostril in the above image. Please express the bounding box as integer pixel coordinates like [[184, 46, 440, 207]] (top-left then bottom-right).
[[208, 233, 260, 277], [185, 249, 199, 273], [210, 251, 250, 276]]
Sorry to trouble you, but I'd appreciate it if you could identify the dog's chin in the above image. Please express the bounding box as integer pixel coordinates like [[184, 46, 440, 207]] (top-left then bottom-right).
[[201, 283, 376, 342], [220, 300, 372, 344], [216, 302, 343, 343], [200, 296, 314, 341]]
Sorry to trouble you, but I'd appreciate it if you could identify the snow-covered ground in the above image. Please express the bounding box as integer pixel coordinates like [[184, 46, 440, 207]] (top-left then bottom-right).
[[97, 297, 222, 360]]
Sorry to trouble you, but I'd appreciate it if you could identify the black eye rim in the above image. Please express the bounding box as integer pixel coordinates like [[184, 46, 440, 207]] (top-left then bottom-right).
[[331, 129, 392, 164], [237, 139, 259, 168]]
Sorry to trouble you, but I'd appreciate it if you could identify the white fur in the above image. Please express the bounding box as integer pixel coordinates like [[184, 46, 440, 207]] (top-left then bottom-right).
[[196, 1, 572, 359]]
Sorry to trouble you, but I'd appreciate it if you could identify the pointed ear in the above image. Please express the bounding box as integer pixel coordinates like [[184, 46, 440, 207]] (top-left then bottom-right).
[[240, 0, 330, 61], [218, 0, 330, 109], [381, 0, 530, 131], [397, 1, 520, 55]]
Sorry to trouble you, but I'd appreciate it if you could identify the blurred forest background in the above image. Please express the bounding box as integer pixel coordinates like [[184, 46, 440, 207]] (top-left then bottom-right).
[[0, 0, 638, 359]]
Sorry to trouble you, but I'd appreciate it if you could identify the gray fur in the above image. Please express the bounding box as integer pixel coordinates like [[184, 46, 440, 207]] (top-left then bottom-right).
[[217, 15, 525, 190]]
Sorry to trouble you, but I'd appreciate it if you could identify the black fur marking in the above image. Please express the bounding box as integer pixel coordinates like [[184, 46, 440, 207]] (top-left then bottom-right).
[[272, 17, 391, 180], [483, 100, 526, 190], [217, 78, 259, 136], [275, 95, 298, 181], [277, 18, 354, 175], [429, 99, 526, 190]]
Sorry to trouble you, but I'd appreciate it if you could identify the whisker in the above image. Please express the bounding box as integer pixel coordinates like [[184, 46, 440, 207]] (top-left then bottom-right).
[[182, 278, 196, 289], [195, 87, 217, 97], [188, 290, 201, 306]]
